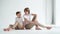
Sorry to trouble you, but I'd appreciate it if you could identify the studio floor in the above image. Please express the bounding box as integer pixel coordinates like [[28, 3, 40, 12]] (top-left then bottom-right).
[[0, 25, 60, 34]]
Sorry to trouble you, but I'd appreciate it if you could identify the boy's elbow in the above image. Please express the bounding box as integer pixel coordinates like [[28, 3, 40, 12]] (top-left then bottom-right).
[[34, 14, 37, 17], [32, 14, 37, 16]]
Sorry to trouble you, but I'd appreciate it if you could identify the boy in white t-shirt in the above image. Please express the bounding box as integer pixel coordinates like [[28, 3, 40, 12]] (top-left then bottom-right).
[[4, 11, 24, 31], [12, 11, 24, 29], [23, 7, 52, 30]]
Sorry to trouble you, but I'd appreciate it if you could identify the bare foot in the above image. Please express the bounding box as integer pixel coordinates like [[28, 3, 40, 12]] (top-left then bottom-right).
[[3, 28, 12, 31], [36, 27, 42, 30], [46, 26, 52, 30], [4, 28, 9, 31]]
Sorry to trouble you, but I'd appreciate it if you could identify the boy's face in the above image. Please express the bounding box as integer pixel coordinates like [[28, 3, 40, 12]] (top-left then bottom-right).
[[16, 13, 21, 17], [24, 11, 29, 14]]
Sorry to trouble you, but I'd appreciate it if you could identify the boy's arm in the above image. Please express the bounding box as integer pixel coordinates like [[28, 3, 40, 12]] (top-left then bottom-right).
[[12, 21, 18, 29], [31, 14, 37, 16], [31, 14, 37, 21]]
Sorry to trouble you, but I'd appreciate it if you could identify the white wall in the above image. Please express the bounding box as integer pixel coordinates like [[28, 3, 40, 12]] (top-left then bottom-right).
[[0, 0, 48, 28], [0, 0, 60, 28], [46, 0, 52, 24], [55, 0, 60, 26]]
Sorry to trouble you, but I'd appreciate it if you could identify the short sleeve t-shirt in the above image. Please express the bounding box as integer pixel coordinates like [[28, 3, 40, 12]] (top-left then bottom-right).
[[23, 14, 33, 21], [15, 17, 23, 25]]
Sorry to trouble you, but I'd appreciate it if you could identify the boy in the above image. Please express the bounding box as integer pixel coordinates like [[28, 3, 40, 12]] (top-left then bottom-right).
[[23, 7, 52, 30], [4, 11, 24, 31]]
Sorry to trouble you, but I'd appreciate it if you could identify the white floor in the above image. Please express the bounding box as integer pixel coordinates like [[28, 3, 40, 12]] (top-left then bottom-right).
[[0, 26, 60, 34]]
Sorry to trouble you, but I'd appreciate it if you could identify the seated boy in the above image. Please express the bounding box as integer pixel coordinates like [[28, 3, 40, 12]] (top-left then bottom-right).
[[23, 7, 52, 30], [4, 11, 24, 31]]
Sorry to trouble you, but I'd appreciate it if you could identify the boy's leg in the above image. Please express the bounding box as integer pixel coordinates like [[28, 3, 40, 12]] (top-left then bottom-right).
[[25, 23, 34, 29], [33, 21, 46, 28], [12, 22, 19, 29], [25, 23, 41, 30], [9, 24, 20, 30], [31, 14, 51, 29], [9, 24, 13, 29], [30, 22, 42, 30], [33, 21, 52, 29], [31, 14, 46, 28], [24, 21, 41, 30], [9, 24, 22, 30], [17, 23, 24, 30], [4, 24, 13, 31], [23, 21, 34, 29], [23, 21, 41, 30]]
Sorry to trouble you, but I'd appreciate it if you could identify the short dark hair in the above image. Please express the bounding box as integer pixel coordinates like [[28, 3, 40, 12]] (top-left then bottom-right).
[[24, 7, 30, 14], [16, 11, 20, 15]]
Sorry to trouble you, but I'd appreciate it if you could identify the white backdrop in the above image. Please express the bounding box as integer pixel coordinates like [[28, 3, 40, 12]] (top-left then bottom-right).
[[0, 0, 60, 34], [55, 0, 60, 26], [0, 0, 60, 29], [0, 0, 47, 28]]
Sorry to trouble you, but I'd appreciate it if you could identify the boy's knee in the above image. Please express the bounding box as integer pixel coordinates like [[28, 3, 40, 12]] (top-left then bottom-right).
[[25, 24, 34, 29], [15, 22, 19, 24], [9, 24, 13, 28]]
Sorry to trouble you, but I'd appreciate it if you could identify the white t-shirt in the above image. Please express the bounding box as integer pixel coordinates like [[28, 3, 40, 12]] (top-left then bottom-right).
[[15, 17, 23, 25], [23, 14, 33, 21]]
